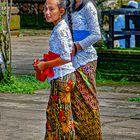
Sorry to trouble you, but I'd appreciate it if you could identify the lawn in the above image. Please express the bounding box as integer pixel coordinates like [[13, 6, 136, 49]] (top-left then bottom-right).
[[0, 75, 140, 102], [0, 74, 139, 92], [0, 75, 49, 94]]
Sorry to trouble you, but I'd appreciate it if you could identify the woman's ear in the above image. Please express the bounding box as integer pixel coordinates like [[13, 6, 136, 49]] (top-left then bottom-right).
[[60, 8, 65, 16]]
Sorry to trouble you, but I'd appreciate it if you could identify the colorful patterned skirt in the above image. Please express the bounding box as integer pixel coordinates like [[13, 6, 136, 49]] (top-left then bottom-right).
[[72, 60, 102, 140], [44, 73, 76, 140]]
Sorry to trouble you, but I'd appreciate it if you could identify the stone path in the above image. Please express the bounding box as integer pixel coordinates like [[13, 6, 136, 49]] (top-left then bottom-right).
[[0, 35, 140, 140], [0, 87, 140, 140], [11, 35, 50, 74]]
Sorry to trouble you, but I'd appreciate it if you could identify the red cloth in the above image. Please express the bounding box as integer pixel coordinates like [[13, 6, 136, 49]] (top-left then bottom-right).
[[34, 51, 60, 82]]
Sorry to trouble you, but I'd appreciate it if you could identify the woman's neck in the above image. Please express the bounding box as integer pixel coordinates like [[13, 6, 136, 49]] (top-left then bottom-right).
[[53, 18, 63, 26]]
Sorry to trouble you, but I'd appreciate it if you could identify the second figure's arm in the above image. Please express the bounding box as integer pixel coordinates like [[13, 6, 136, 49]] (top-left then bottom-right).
[[78, 1, 101, 50]]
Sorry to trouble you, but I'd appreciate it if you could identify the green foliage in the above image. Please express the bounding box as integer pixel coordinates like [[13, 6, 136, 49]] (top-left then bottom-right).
[[0, 1, 12, 81], [95, 40, 108, 51], [97, 70, 129, 84], [97, 63, 140, 82], [97, 49, 140, 82], [0, 16, 3, 32], [0, 2, 6, 7], [0, 11, 6, 16], [0, 11, 3, 31], [96, 71, 140, 87], [0, 75, 50, 94], [20, 13, 53, 29], [96, 0, 110, 9], [0, 24, 2, 31], [0, 74, 138, 94], [128, 97, 140, 102]]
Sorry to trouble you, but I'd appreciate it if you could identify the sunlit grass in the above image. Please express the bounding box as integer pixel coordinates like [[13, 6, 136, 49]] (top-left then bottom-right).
[[0, 75, 49, 94], [0, 74, 140, 97], [128, 97, 140, 102]]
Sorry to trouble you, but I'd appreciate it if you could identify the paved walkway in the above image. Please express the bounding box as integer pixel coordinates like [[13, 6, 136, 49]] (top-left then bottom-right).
[[0, 87, 140, 140], [0, 35, 140, 140], [11, 35, 50, 74]]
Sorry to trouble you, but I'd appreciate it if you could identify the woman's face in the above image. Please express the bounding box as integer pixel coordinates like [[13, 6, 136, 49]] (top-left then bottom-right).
[[44, 0, 65, 25]]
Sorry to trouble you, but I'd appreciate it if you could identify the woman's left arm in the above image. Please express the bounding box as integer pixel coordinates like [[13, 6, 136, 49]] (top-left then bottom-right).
[[78, 1, 101, 50]]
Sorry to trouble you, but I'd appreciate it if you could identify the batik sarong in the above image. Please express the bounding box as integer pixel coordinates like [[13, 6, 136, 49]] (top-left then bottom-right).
[[44, 73, 76, 140], [72, 60, 102, 140]]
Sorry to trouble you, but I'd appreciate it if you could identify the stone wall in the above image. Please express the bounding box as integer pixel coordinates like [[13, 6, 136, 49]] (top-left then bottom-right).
[[2, 7, 20, 30], [97, 49, 140, 81]]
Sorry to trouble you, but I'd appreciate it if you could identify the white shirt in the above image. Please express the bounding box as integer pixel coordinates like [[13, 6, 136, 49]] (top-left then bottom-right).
[[48, 19, 75, 82], [69, 1, 101, 69]]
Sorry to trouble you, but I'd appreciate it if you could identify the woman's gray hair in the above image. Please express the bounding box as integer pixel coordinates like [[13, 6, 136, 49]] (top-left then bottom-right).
[[58, 0, 67, 9]]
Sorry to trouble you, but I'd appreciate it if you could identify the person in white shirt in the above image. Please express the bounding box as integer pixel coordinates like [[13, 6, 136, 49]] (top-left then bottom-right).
[[34, 0, 77, 139], [66, 0, 102, 139]]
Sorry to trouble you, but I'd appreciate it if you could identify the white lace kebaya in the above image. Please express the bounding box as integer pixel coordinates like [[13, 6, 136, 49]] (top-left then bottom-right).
[[48, 19, 75, 82], [71, 1, 101, 69]]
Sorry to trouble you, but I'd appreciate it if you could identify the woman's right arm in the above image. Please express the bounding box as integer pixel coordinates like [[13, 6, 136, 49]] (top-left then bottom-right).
[[35, 27, 72, 71], [35, 58, 70, 71]]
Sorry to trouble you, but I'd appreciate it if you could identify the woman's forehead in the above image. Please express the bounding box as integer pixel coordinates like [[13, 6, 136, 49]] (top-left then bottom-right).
[[76, 0, 81, 2], [45, 0, 60, 5]]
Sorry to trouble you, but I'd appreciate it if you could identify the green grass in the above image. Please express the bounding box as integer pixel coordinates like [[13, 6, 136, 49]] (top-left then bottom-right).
[[0, 75, 50, 94], [114, 48, 140, 51], [128, 97, 140, 102], [0, 74, 140, 97], [96, 78, 140, 86]]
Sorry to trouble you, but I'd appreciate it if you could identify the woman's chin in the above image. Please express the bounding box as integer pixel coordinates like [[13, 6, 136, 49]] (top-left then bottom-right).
[[46, 18, 52, 23]]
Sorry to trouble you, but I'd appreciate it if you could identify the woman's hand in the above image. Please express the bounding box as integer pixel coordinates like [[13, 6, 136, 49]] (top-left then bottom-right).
[[36, 61, 47, 71], [33, 59, 40, 72], [33, 57, 70, 71], [72, 43, 81, 56], [72, 44, 77, 56]]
